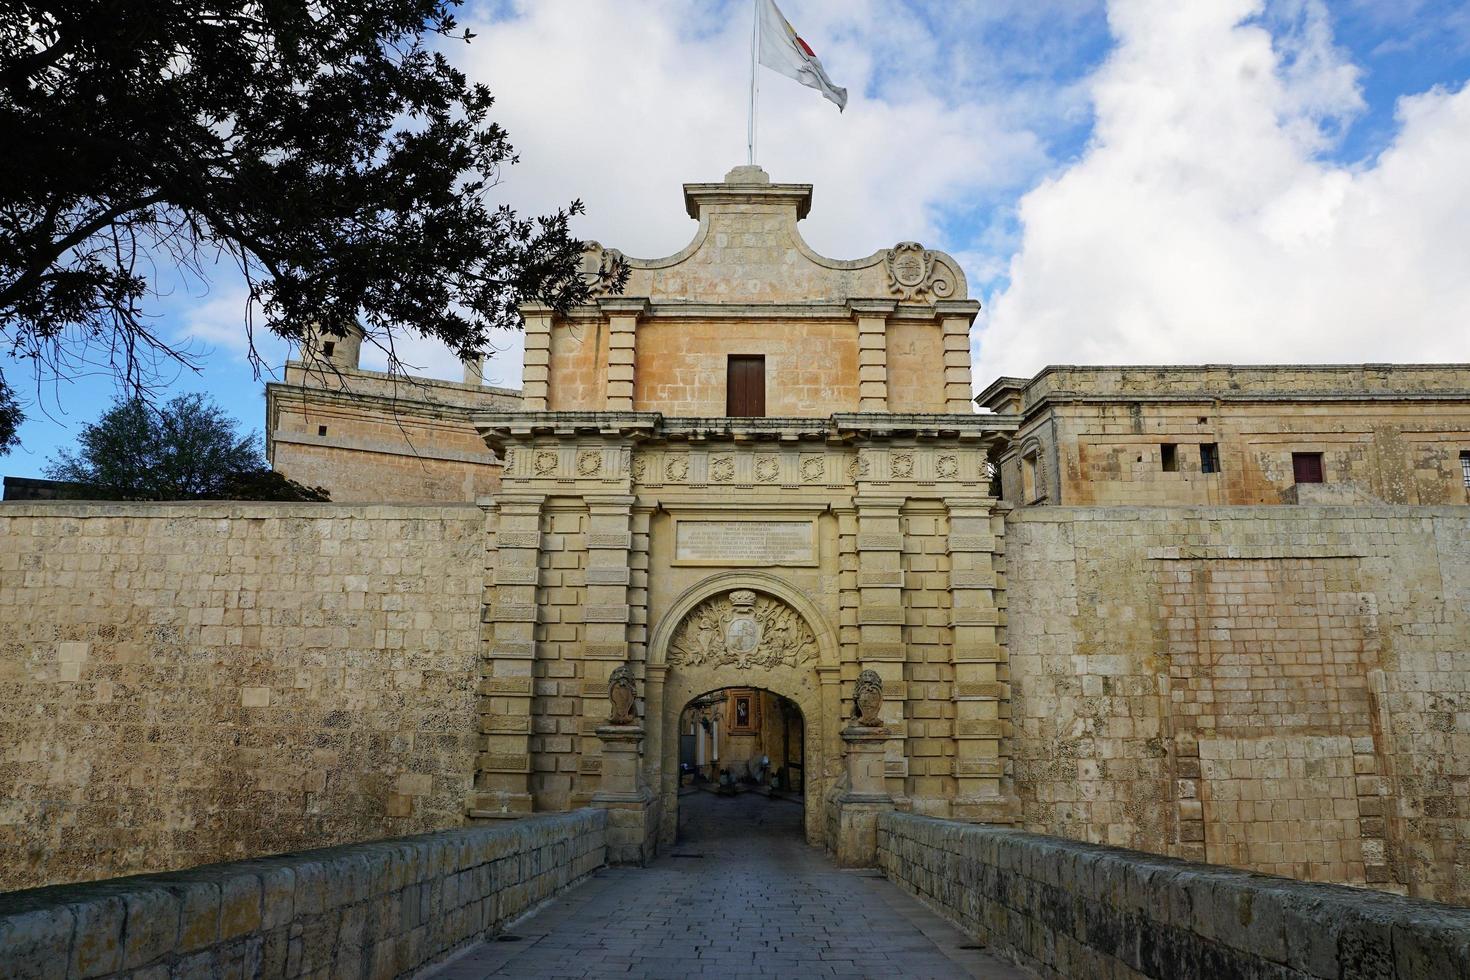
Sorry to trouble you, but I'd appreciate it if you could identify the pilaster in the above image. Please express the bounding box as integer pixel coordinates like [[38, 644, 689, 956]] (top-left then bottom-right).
[[574, 494, 637, 806], [470, 492, 545, 818], [945, 496, 1017, 822], [521, 305, 553, 411], [600, 298, 647, 412], [935, 300, 979, 413], [852, 300, 896, 412], [853, 493, 907, 796]]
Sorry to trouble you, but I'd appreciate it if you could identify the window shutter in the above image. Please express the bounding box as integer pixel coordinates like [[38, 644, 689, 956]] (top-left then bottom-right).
[[727, 356, 766, 417]]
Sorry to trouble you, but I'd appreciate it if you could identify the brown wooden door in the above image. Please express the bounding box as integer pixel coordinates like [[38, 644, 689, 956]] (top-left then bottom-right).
[[726, 355, 766, 417]]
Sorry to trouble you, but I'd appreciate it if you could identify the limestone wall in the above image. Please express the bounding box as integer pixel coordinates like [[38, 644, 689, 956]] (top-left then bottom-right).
[[877, 812, 1470, 980], [0, 502, 487, 891], [0, 809, 606, 980], [1005, 506, 1470, 905]]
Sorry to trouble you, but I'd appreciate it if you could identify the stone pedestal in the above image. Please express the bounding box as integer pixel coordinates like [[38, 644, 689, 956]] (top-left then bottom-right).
[[592, 725, 660, 866], [831, 724, 893, 867]]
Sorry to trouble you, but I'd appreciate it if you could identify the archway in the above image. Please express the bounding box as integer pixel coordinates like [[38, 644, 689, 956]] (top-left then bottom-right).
[[674, 687, 806, 839], [647, 573, 840, 847]]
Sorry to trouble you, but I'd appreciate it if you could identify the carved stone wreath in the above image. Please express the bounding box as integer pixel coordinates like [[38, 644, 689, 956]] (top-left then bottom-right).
[[630, 456, 647, 482], [936, 454, 959, 479], [710, 455, 735, 483], [534, 452, 558, 476], [800, 457, 825, 483], [846, 455, 871, 481], [667, 590, 819, 670], [666, 456, 689, 483], [891, 453, 915, 479], [754, 456, 780, 483], [576, 451, 602, 477]]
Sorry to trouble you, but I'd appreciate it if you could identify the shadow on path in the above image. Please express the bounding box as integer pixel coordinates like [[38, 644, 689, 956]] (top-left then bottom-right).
[[428, 792, 1031, 979]]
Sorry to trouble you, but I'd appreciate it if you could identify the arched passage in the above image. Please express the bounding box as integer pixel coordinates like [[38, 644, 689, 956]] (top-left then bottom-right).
[[646, 572, 841, 847], [674, 686, 806, 838]]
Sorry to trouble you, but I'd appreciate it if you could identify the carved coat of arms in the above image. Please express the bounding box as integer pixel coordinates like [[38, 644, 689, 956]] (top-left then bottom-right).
[[668, 590, 817, 670], [885, 242, 934, 301]]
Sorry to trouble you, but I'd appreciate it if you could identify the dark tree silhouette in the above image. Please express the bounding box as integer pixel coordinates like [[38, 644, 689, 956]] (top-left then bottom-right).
[[0, 0, 625, 447], [46, 393, 328, 500]]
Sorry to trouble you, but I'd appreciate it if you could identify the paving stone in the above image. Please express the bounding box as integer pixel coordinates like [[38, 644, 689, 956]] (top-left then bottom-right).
[[427, 792, 1032, 979]]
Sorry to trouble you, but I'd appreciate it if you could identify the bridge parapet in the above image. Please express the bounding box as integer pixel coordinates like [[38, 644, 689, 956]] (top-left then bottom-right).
[[0, 809, 606, 979], [877, 811, 1470, 979]]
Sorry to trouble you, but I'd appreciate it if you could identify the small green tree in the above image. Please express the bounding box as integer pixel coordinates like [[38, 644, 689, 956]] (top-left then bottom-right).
[[45, 393, 328, 501], [0, 374, 18, 455]]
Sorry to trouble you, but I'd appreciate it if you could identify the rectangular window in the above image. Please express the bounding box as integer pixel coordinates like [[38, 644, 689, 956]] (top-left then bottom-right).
[[1200, 443, 1220, 474], [1461, 451, 1470, 488], [322, 341, 335, 358], [1292, 452, 1325, 484], [1161, 443, 1178, 472], [726, 355, 766, 417]]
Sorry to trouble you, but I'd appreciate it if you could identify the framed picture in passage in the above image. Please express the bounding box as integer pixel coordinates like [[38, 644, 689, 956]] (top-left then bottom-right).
[[727, 688, 760, 735]]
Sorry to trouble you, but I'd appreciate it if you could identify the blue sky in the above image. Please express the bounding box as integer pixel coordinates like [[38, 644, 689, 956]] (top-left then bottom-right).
[[7, 0, 1470, 478]]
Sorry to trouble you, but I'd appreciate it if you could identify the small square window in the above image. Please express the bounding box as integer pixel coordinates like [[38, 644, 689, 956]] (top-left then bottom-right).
[[1200, 443, 1220, 474], [1292, 452, 1325, 484], [322, 341, 335, 358], [1161, 443, 1178, 472], [318, 425, 328, 437]]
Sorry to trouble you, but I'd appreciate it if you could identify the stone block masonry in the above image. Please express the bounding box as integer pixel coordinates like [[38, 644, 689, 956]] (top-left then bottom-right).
[[877, 811, 1470, 979], [0, 808, 606, 980], [1006, 506, 1470, 906], [0, 502, 487, 890]]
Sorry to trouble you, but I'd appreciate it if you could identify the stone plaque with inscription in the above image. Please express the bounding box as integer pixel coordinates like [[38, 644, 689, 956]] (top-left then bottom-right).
[[674, 520, 815, 565]]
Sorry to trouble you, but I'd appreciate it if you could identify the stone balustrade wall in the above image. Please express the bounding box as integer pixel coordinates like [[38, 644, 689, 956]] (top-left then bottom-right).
[[0, 809, 606, 980], [877, 811, 1470, 979]]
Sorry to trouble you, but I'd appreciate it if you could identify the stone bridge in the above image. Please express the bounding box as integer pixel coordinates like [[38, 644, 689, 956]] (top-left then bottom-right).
[[4, 790, 1469, 979]]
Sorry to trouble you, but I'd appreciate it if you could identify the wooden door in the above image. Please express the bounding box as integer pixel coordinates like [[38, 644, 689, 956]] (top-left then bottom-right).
[[726, 355, 766, 417], [1292, 452, 1324, 484]]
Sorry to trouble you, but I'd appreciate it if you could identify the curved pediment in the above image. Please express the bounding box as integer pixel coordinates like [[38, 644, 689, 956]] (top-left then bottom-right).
[[581, 165, 968, 305]]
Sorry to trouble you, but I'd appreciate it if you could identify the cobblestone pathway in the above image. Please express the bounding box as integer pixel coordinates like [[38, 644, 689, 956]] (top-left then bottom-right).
[[429, 791, 1030, 979]]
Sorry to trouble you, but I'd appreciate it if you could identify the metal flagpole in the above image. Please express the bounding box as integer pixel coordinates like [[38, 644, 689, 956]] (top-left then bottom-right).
[[748, 0, 759, 165]]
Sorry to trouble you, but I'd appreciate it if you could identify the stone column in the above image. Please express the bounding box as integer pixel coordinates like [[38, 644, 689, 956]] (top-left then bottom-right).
[[946, 497, 1017, 823], [935, 300, 979, 414], [470, 492, 544, 819], [600, 298, 646, 412], [576, 494, 637, 806], [853, 299, 895, 412]]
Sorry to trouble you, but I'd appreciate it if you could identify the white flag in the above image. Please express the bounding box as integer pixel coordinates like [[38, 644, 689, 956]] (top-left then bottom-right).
[[757, 0, 848, 111]]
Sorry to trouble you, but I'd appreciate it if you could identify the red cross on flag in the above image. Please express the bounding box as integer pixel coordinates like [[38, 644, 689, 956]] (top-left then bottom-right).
[[757, 0, 848, 111]]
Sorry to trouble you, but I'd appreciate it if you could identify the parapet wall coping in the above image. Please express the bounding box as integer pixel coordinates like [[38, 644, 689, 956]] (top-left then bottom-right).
[[0, 500, 486, 519], [1007, 504, 1470, 522], [0, 809, 606, 916]]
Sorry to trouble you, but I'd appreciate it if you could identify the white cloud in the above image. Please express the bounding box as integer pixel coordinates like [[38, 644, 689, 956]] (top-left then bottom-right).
[[380, 0, 1058, 386], [979, 0, 1470, 381]]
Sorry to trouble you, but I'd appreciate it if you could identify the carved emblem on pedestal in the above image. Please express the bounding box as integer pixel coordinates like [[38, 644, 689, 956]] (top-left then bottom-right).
[[608, 664, 637, 725], [668, 590, 818, 670], [853, 669, 884, 727]]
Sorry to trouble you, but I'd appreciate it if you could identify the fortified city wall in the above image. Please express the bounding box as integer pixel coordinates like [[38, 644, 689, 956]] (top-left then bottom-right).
[[1006, 505, 1470, 906], [0, 502, 486, 891]]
